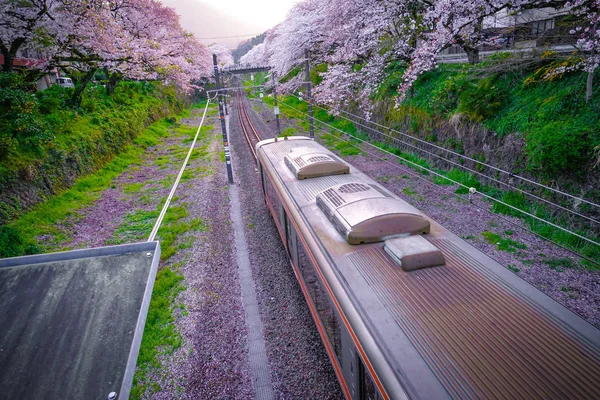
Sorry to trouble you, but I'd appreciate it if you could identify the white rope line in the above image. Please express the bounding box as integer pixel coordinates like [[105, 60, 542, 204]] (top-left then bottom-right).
[[276, 100, 600, 251], [279, 91, 600, 210], [282, 93, 600, 226], [148, 100, 211, 242]]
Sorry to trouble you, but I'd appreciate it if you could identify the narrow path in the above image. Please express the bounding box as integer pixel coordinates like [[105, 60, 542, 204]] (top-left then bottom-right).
[[226, 115, 275, 400], [229, 97, 344, 399]]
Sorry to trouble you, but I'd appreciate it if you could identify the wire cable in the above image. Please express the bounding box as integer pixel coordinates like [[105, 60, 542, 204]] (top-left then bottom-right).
[[148, 99, 212, 242], [282, 92, 600, 226], [276, 101, 600, 267], [276, 100, 600, 253], [279, 92, 600, 210]]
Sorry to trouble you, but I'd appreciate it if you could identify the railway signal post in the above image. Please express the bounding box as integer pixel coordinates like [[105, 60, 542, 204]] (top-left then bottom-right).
[[213, 54, 234, 184]]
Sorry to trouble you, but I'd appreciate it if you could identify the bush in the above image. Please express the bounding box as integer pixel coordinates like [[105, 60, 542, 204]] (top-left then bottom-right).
[[526, 121, 591, 176], [36, 85, 70, 114], [457, 76, 507, 122], [0, 73, 53, 157]]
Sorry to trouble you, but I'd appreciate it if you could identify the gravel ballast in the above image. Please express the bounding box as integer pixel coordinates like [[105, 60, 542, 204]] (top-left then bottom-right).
[[230, 96, 344, 399]]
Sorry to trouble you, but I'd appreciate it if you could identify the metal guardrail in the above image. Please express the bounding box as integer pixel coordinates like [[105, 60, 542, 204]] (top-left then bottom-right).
[[436, 44, 577, 63]]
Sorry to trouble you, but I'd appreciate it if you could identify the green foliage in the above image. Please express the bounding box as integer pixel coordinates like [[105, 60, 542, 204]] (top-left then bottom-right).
[[378, 63, 600, 177], [310, 63, 328, 86], [0, 78, 181, 224], [482, 231, 527, 253], [0, 73, 53, 157], [457, 76, 508, 122], [0, 116, 179, 258], [526, 121, 590, 176]]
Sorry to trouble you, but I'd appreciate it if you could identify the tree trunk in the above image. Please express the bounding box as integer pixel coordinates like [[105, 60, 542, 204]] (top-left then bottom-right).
[[69, 68, 97, 108], [587, 65, 594, 103], [1, 38, 24, 73], [586, 24, 597, 104], [106, 71, 122, 96], [464, 46, 480, 64]]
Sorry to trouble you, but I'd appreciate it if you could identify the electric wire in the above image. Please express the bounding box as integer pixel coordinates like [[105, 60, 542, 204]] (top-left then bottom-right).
[[327, 126, 600, 268], [275, 100, 600, 259], [148, 99, 212, 242], [318, 99, 600, 210], [283, 92, 600, 226]]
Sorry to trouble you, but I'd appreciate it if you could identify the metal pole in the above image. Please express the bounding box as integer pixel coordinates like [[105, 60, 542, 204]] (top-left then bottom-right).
[[213, 54, 234, 184], [305, 50, 315, 139], [272, 71, 281, 138], [223, 72, 229, 116]]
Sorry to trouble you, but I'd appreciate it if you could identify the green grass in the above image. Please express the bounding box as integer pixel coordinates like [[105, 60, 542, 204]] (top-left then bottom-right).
[[482, 231, 527, 253], [507, 264, 520, 273], [130, 265, 186, 399], [110, 202, 208, 261], [545, 257, 577, 271], [123, 182, 146, 194], [0, 116, 182, 257]]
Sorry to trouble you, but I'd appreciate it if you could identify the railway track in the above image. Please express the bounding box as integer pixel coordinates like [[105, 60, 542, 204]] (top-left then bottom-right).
[[237, 90, 263, 160]]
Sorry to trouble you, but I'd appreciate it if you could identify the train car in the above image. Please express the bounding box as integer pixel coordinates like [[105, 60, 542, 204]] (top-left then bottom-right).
[[255, 136, 600, 400]]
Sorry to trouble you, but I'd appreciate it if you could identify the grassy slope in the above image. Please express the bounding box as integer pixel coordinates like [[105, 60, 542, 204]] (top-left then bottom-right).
[[0, 81, 183, 224], [377, 63, 600, 178]]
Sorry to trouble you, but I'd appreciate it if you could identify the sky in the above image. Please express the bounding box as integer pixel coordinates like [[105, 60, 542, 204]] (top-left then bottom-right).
[[162, 0, 300, 48], [198, 0, 300, 30]]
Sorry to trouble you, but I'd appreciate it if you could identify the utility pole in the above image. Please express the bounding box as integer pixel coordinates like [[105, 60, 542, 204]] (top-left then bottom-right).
[[213, 54, 234, 184], [305, 50, 315, 139], [272, 71, 281, 138]]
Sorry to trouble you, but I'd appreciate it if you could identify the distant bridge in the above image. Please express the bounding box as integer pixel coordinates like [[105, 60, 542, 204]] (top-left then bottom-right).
[[222, 64, 272, 74]]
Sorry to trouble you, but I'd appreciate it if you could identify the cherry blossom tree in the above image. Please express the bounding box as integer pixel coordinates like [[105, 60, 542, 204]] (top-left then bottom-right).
[[1, 0, 212, 100], [208, 44, 234, 67], [239, 42, 266, 65], [267, 0, 600, 108], [0, 0, 59, 72]]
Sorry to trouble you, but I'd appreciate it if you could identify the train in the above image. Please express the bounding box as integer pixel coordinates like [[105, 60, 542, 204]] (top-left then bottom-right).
[[255, 135, 600, 399]]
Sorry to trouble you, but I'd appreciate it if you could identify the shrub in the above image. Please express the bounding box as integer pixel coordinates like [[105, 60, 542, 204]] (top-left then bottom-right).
[[0, 73, 53, 157], [526, 121, 590, 176], [457, 76, 507, 122]]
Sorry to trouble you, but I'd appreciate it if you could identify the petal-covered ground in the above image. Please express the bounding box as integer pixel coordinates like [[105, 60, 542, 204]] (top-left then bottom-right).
[[53, 102, 343, 399]]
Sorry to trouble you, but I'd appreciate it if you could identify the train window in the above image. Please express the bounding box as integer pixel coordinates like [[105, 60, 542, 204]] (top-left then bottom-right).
[[297, 240, 343, 364], [259, 164, 267, 197], [360, 359, 380, 400], [263, 173, 285, 235], [286, 216, 298, 266]]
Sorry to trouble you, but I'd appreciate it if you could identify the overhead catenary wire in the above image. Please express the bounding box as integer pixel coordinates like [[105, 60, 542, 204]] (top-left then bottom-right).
[[271, 75, 600, 210], [148, 99, 212, 242], [283, 92, 600, 226], [328, 125, 600, 269], [246, 67, 598, 225], [275, 99, 600, 256]]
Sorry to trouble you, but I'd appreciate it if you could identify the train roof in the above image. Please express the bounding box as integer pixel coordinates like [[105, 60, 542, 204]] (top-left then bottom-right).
[[257, 136, 600, 399], [0, 241, 161, 400]]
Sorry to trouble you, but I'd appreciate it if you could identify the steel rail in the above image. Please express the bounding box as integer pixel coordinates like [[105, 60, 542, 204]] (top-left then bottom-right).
[[237, 90, 262, 160]]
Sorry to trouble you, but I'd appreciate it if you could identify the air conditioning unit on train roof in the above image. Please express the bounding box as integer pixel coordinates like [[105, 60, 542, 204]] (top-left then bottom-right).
[[284, 147, 349, 179], [316, 182, 430, 245]]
